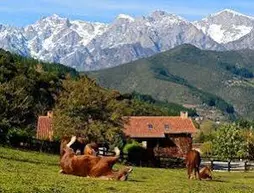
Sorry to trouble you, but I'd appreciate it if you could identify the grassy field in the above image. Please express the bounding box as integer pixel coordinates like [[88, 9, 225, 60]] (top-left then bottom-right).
[[0, 147, 254, 193]]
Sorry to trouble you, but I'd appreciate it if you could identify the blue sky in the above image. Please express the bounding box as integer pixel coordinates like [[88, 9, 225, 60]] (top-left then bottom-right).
[[1, 0, 254, 26]]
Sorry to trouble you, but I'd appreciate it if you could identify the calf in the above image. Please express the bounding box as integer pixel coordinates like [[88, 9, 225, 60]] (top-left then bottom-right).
[[60, 147, 132, 181], [186, 149, 201, 180], [199, 166, 212, 180]]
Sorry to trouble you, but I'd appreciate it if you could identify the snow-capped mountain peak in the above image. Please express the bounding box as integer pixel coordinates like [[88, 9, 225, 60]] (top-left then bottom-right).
[[193, 9, 254, 44], [151, 10, 168, 17], [149, 10, 187, 24], [45, 13, 63, 20], [210, 9, 254, 20], [38, 14, 69, 26]]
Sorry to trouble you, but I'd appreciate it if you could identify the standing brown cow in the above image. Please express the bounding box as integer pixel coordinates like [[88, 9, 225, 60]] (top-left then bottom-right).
[[186, 149, 201, 180], [60, 146, 132, 180]]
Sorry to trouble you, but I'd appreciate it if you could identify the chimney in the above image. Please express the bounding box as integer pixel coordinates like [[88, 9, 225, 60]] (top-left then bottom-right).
[[180, 111, 188, 118], [47, 111, 53, 118]]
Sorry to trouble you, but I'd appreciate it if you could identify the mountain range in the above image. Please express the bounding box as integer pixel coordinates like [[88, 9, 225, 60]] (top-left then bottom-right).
[[88, 44, 254, 120], [2, 9, 254, 71]]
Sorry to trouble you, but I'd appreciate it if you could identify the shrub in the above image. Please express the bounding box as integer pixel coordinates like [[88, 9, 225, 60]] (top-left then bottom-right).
[[6, 128, 32, 146], [123, 140, 146, 166], [123, 140, 141, 154]]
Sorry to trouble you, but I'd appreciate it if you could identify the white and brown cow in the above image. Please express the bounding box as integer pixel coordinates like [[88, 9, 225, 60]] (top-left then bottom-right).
[[60, 146, 132, 181]]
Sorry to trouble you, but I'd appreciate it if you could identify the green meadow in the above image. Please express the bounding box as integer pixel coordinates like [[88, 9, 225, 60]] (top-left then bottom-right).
[[0, 147, 253, 193]]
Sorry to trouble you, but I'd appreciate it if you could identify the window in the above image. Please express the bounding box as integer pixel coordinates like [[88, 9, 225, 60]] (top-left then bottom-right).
[[148, 124, 153, 129], [165, 124, 170, 130]]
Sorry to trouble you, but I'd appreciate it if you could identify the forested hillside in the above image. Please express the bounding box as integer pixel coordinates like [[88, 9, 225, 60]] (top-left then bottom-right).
[[89, 44, 254, 120]]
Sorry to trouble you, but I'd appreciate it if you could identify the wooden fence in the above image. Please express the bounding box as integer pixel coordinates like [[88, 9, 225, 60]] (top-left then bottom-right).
[[99, 149, 254, 171], [201, 158, 254, 172]]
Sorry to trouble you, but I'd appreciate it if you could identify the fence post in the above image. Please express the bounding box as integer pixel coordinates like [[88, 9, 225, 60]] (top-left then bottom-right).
[[228, 160, 231, 172], [210, 159, 214, 171], [244, 160, 248, 172]]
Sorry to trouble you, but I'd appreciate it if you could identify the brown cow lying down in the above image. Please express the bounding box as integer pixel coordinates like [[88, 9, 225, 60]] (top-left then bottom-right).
[[186, 149, 201, 180], [199, 166, 212, 180], [60, 147, 132, 181]]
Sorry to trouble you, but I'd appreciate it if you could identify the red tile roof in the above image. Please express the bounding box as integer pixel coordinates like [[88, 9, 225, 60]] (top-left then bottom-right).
[[36, 116, 53, 140], [123, 116, 197, 138]]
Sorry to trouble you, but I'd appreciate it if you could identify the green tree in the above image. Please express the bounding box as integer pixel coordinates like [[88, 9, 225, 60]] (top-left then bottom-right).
[[242, 130, 254, 159], [200, 141, 213, 157], [212, 124, 247, 159], [127, 99, 167, 116], [0, 49, 63, 141], [52, 76, 128, 148]]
